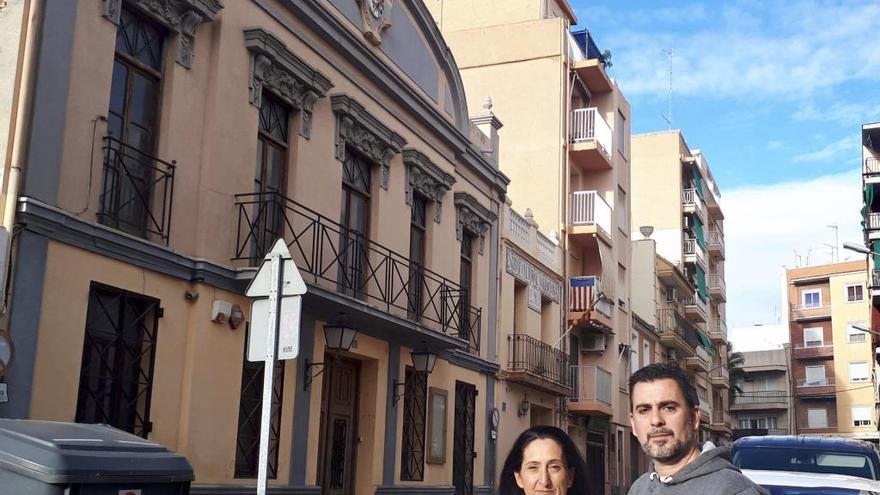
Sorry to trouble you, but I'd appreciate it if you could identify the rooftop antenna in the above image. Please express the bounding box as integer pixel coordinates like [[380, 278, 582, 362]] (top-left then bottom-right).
[[826, 224, 839, 263], [661, 48, 673, 129]]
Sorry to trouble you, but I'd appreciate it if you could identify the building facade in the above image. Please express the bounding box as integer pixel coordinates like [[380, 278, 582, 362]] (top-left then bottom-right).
[[0, 1, 510, 494], [730, 348, 792, 439], [426, 1, 634, 493], [786, 262, 878, 440], [630, 131, 732, 442]]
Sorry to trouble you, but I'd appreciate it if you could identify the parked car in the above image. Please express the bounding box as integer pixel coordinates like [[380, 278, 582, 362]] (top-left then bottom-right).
[[732, 436, 880, 481], [743, 469, 880, 494]]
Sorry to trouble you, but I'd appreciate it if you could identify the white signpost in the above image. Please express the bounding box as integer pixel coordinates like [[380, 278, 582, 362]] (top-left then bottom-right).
[[245, 239, 307, 495]]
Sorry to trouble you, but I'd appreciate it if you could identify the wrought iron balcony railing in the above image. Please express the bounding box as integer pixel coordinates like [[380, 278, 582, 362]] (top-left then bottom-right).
[[658, 308, 701, 350], [732, 390, 787, 405], [233, 192, 481, 353], [507, 334, 570, 388], [98, 136, 175, 245]]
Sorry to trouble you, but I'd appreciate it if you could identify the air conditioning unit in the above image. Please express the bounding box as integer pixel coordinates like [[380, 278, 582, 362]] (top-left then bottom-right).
[[580, 333, 606, 353], [666, 287, 678, 302], [666, 348, 678, 361]]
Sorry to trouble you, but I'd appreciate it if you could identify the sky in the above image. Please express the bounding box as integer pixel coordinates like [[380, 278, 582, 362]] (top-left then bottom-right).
[[569, 0, 880, 327]]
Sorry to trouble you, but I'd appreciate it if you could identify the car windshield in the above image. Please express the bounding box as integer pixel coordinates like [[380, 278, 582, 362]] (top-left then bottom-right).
[[734, 447, 878, 480]]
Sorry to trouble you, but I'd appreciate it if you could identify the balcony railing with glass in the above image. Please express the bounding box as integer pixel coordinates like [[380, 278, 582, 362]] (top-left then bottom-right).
[[570, 108, 612, 157], [233, 192, 481, 353], [570, 29, 604, 62], [569, 365, 613, 405], [98, 136, 175, 245], [570, 191, 612, 235], [507, 334, 571, 394]]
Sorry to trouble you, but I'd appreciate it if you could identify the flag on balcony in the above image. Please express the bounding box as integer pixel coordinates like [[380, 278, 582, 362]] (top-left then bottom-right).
[[570, 276, 597, 311]]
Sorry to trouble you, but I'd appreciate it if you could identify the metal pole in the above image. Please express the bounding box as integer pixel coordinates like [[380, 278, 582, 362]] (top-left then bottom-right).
[[257, 253, 283, 495]]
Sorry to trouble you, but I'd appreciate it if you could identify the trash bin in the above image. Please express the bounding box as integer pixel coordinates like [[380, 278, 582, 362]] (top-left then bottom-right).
[[0, 419, 193, 494]]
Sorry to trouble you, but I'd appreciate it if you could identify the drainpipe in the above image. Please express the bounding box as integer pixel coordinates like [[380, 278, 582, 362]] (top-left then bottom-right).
[[2, 0, 43, 315]]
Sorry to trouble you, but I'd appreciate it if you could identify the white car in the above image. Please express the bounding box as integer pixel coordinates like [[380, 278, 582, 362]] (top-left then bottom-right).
[[743, 469, 880, 494]]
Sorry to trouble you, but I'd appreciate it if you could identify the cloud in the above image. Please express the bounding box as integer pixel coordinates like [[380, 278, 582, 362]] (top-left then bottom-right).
[[594, 1, 880, 100], [791, 135, 859, 163], [723, 170, 863, 327], [766, 140, 785, 150], [794, 100, 880, 128]]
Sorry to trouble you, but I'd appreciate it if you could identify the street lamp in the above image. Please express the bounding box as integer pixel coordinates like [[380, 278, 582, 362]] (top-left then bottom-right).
[[303, 313, 358, 390], [843, 242, 872, 256], [392, 348, 439, 406]]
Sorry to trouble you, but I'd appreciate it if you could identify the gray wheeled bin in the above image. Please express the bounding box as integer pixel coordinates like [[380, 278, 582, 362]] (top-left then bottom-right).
[[0, 419, 193, 494]]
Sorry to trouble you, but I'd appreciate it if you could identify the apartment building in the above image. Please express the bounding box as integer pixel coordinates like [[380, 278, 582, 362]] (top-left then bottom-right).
[[630, 131, 731, 441], [786, 262, 877, 440], [426, 1, 634, 493], [0, 1, 510, 494], [861, 122, 880, 339], [730, 348, 792, 439]]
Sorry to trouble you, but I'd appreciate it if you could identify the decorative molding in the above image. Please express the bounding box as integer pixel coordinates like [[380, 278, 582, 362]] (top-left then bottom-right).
[[403, 149, 455, 223], [505, 249, 562, 308], [454, 192, 497, 255], [102, 0, 224, 68], [243, 28, 333, 139], [332, 94, 406, 190], [357, 0, 394, 47]]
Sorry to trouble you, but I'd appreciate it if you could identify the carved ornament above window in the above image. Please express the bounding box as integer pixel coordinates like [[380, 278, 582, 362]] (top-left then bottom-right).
[[332, 95, 406, 190], [102, 0, 224, 68], [454, 192, 497, 255], [244, 28, 333, 139], [403, 150, 455, 224]]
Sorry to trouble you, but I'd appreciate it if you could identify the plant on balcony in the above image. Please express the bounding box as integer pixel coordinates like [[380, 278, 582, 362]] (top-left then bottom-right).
[[601, 49, 613, 68], [727, 350, 746, 404]]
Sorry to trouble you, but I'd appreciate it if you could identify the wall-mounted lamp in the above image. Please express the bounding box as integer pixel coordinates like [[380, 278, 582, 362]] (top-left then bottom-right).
[[392, 349, 438, 406], [517, 399, 530, 418], [303, 313, 358, 391]]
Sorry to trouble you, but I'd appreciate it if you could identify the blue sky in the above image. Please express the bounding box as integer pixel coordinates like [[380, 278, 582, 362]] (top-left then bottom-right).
[[567, 1, 880, 329]]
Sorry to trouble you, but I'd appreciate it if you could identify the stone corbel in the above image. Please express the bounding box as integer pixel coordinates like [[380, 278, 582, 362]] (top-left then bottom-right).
[[102, 0, 223, 69], [332, 95, 406, 191], [404, 149, 456, 223], [454, 192, 497, 255]]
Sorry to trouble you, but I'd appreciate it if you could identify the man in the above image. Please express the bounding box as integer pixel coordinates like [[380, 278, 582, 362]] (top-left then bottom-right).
[[627, 363, 768, 495]]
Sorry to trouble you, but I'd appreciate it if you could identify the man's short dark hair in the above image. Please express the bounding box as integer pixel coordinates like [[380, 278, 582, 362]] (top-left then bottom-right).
[[628, 362, 699, 410]]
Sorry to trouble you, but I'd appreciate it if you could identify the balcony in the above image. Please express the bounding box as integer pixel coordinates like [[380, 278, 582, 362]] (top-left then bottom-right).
[[685, 345, 711, 372], [731, 390, 788, 411], [699, 398, 711, 421], [865, 156, 880, 178], [683, 238, 707, 269], [682, 188, 707, 222], [708, 317, 727, 344], [506, 334, 572, 396], [707, 229, 725, 259], [868, 212, 880, 240], [569, 29, 613, 94], [569, 108, 613, 170], [507, 207, 560, 269], [792, 342, 833, 359], [790, 303, 831, 322], [708, 273, 726, 302], [234, 192, 481, 353], [683, 292, 709, 323], [710, 364, 730, 389], [97, 136, 175, 245], [710, 410, 732, 434], [568, 365, 613, 417], [569, 190, 612, 245], [796, 377, 836, 396], [657, 308, 700, 352], [567, 276, 613, 333]]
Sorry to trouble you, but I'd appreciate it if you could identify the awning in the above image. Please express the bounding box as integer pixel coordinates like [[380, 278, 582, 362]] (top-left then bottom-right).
[[597, 239, 616, 301], [697, 331, 716, 357]]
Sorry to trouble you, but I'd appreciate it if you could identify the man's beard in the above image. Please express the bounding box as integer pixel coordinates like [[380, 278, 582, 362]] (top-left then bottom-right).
[[640, 424, 696, 462]]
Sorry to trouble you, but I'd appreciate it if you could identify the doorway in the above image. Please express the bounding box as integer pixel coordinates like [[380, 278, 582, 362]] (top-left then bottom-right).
[[318, 357, 360, 495]]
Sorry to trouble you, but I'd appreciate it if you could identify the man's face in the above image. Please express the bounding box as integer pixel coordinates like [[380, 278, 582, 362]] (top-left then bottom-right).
[[629, 378, 700, 463]]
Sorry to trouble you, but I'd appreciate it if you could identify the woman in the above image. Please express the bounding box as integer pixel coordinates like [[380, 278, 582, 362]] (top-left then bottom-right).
[[499, 425, 588, 495]]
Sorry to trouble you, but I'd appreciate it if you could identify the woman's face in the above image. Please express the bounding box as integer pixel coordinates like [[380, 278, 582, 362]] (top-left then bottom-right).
[[513, 438, 573, 495]]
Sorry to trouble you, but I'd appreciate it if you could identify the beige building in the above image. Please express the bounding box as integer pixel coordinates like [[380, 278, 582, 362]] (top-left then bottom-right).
[[730, 348, 792, 438], [0, 1, 510, 494], [786, 262, 878, 440], [630, 131, 732, 442], [426, 1, 634, 493]]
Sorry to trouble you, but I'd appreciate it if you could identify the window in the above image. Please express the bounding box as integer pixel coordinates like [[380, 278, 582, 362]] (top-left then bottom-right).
[[408, 194, 428, 319], [846, 284, 865, 302], [616, 110, 626, 155], [852, 406, 872, 427], [630, 333, 639, 375], [801, 289, 821, 308], [340, 150, 372, 297], [642, 340, 650, 367], [401, 366, 428, 480], [75, 283, 160, 438], [252, 93, 291, 258], [739, 417, 777, 429], [234, 353, 285, 478], [849, 361, 869, 382], [807, 408, 828, 428], [804, 365, 826, 385], [803, 327, 823, 347], [616, 188, 628, 233], [848, 322, 868, 344], [459, 232, 474, 344], [103, 7, 166, 237]]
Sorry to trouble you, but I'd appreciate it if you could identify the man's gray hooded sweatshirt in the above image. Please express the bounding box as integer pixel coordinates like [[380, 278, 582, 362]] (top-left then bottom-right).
[[628, 445, 768, 495]]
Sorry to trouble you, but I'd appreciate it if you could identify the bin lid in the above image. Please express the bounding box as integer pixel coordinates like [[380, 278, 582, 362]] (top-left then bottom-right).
[[0, 420, 194, 484]]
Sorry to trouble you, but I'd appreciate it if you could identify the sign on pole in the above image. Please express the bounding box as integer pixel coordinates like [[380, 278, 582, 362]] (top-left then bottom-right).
[[245, 239, 307, 495]]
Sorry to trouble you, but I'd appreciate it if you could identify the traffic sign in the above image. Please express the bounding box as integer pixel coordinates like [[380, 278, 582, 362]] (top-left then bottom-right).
[[245, 240, 306, 298], [247, 296, 302, 361]]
